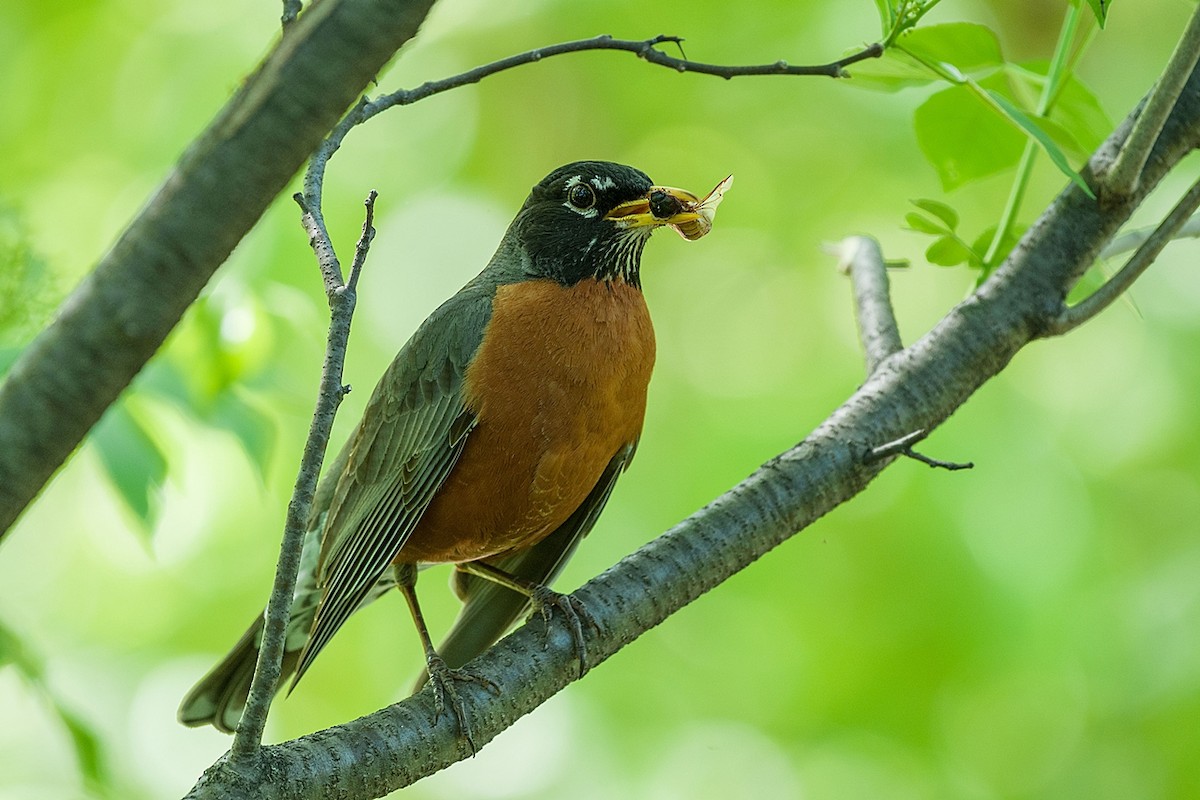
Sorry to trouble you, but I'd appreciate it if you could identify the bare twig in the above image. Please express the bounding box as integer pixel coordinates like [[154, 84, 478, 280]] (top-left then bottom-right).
[[1046, 176, 1200, 336], [1101, 212, 1200, 259], [1102, 3, 1200, 201], [832, 236, 904, 376], [370, 36, 883, 111], [348, 191, 378, 293], [302, 34, 884, 196], [899, 448, 974, 471], [230, 191, 377, 761], [865, 430, 974, 471]]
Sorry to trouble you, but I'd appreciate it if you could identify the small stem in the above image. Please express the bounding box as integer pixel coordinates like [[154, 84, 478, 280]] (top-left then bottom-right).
[[229, 193, 371, 762], [364, 35, 883, 121], [1101, 212, 1200, 259], [1046, 177, 1200, 336], [983, 2, 1083, 268], [865, 429, 973, 471], [882, 0, 944, 49], [347, 191, 378, 293], [1103, 2, 1200, 200]]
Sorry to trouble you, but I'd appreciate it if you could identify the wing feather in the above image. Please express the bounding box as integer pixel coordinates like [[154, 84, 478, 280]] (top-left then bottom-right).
[[291, 287, 493, 687]]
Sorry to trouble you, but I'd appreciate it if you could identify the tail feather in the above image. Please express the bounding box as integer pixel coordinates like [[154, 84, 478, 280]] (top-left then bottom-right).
[[178, 616, 266, 733]]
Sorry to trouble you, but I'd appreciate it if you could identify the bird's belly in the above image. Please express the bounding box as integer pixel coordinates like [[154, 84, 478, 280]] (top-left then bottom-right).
[[400, 278, 655, 564]]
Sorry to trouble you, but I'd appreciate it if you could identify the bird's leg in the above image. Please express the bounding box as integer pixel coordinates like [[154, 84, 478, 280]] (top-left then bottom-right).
[[456, 561, 600, 677], [395, 564, 497, 754]]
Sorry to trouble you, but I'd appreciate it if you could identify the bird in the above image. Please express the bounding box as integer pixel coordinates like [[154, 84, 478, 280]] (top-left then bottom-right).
[[178, 160, 723, 745]]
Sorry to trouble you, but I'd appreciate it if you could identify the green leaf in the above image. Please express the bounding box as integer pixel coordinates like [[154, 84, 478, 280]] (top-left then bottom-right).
[[844, 50, 941, 91], [1083, 0, 1109, 29], [914, 84, 1025, 189], [849, 22, 1003, 91], [986, 88, 1095, 197], [1007, 63, 1113, 154], [912, 198, 959, 229], [900, 22, 1004, 72], [926, 236, 976, 266], [59, 707, 108, 787], [0, 206, 56, 346], [0, 618, 42, 678], [905, 211, 950, 235], [0, 619, 108, 786], [91, 402, 167, 533]]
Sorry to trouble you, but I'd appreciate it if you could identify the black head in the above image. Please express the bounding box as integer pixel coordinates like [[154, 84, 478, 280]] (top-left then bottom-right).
[[508, 161, 703, 288]]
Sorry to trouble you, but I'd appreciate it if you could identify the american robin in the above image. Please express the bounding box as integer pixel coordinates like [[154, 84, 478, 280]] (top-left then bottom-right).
[[178, 161, 724, 742]]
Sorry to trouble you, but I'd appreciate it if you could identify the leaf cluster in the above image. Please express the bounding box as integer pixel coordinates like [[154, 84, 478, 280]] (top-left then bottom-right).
[[860, 2, 1113, 277]]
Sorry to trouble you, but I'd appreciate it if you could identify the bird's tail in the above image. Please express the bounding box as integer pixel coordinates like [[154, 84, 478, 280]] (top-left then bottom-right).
[[179, 497, 333, 732], [177, 614, 304, 733]]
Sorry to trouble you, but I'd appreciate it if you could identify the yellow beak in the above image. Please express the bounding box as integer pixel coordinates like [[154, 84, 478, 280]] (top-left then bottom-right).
[[603, 186, 704, 230]]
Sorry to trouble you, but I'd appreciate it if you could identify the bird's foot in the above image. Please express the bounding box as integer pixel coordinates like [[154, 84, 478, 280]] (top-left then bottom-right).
[[528, 587, 601, 678], [424, 651, 500, 755]]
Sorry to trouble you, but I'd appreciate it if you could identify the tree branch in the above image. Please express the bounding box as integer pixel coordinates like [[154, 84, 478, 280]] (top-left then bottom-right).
[[0, 0, 438, 542], [369, 35, 883, 110], [301, 33, 885, 189], [1100, 211, 1200, 259], [184, 50, 1200, 800], [1044, 176, 1200, 336], [230, 192, 377, 761], [832, 235, 904, 376], [1101, 1, 1200, 201], [867, 430, 973, 471]]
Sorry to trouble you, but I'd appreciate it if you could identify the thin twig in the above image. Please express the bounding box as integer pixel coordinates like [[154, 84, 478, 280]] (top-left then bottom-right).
[[832, 236, 904, 376], [865, 429, 974, 471], [371, 36, 882, 115], [315, 35, 885, 159], [1101, 212, 1200, 259], [1046, 176, 1200, 336], [295, 34, 885, 277], [1102, 3, 1200, 201], [229, 191, 375, 762], [348, 190, 378, 293]]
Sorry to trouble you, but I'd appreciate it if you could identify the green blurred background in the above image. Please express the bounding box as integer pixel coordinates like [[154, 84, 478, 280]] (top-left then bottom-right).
[[2, 1, 1199, 798]]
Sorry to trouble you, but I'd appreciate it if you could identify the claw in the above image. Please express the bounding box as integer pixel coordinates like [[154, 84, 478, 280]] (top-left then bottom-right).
[[529, 588, 600, 677], [424, 652, 499, 755]]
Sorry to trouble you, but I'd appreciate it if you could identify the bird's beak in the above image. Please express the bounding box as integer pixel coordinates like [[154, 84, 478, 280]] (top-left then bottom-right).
[[605, 186, 703, 229], [604, 176, 732, 240]]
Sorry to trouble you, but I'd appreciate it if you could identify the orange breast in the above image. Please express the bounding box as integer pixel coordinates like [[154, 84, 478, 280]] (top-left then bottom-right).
[[399, 278, 656, 564]]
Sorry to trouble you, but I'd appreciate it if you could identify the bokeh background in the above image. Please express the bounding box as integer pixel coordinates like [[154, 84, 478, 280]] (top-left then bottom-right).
[[2, 1, 1199, 798]]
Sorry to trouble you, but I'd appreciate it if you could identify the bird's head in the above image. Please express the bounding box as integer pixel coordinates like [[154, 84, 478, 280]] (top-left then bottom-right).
[[509, 161, 710, 288]]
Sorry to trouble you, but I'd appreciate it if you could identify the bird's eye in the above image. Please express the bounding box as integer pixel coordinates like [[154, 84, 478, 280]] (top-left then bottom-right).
[[567, 183, 596, 210]]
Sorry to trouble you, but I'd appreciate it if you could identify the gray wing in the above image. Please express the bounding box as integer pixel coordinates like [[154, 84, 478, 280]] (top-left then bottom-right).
[[415, 441, 637, 687], [292, 287, 492, 687]]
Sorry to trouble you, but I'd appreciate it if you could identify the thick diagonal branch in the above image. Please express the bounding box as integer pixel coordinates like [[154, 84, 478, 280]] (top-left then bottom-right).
[[0, 0, 437, 541]]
